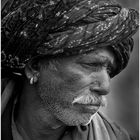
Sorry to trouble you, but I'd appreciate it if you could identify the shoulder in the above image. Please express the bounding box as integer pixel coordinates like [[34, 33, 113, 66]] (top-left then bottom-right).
[[1, 77, 23, 140], [89, 111, 132, 140]]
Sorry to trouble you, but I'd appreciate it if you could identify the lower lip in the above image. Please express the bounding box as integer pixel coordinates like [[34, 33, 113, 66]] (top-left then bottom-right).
[[74, 104, 100, 113]]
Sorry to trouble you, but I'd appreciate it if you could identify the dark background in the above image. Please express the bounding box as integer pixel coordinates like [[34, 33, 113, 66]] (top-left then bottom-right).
[[101, 0, 139, 139]]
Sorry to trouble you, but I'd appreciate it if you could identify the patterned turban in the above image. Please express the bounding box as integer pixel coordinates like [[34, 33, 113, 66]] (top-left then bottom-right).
[[1, 0, 139, 77]]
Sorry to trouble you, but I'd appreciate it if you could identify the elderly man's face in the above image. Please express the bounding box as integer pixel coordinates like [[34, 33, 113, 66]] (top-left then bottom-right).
[[37, 47, 116, 126]]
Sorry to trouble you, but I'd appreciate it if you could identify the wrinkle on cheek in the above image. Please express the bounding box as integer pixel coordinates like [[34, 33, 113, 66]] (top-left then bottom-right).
[[67, 66, 92, 85]]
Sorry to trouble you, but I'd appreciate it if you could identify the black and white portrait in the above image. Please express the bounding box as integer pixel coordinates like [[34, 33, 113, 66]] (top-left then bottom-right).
[[1, 0, 139, 140]]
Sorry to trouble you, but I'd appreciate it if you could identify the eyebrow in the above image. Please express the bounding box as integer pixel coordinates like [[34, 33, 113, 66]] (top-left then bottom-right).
[[77, 54, 112, 63], [76, 54, 116, 69]]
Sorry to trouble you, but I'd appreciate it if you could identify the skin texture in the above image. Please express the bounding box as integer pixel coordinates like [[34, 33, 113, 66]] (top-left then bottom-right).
[[16, 47, 116, 140], [37, 47, 116, 126]]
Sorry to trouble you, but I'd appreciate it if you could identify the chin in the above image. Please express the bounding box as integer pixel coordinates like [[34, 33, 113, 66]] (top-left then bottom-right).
[[64, 113, 95, 126], [54, 108, 97, 126], [80, 113, 97, 126]]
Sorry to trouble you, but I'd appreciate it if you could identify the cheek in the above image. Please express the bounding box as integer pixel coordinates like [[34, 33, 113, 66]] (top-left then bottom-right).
[[59, 66, 90, 89], [37, 67, 91, 103], [62, 72, 83, 89], [64, 65, 93, 86], [37, 71, 76, 104]]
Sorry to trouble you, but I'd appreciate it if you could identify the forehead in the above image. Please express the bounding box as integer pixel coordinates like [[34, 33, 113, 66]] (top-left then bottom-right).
[[81, 47, 116, 63], [39, 47, 116, 66], [58, 47, 116, 64]]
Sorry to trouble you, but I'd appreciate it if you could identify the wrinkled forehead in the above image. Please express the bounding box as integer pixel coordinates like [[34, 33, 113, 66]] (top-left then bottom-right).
[[43, 46, 116, 65], [80, 46, 116, 59]]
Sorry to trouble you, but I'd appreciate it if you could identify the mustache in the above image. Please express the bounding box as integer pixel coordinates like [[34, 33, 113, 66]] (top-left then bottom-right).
[[72, 94, 107, 107]]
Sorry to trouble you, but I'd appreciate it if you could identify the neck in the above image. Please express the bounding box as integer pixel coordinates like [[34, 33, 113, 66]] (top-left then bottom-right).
[[15, 80, 66, 140]]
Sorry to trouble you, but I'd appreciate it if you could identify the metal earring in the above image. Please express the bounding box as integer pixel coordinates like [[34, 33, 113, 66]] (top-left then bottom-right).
[[33, 75, 38, 83], [29, 73, 40, 85], [30, 77, 34, 85]]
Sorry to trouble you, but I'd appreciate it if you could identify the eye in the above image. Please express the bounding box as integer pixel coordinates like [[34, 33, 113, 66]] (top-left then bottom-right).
[[80, 63, 102, 72]]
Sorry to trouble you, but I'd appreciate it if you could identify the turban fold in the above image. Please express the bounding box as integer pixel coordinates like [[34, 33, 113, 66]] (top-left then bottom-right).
[[1, 0, 139, 77]]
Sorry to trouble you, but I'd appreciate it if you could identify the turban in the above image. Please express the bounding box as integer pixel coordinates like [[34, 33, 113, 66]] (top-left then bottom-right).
[[1, 0, 139, 77]]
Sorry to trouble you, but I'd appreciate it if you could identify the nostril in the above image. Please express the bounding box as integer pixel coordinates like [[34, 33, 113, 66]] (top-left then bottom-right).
[[89, 86, 110, 95]]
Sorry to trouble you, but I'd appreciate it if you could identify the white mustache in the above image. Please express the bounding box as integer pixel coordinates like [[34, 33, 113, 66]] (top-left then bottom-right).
[[72, 94, 107, 107]]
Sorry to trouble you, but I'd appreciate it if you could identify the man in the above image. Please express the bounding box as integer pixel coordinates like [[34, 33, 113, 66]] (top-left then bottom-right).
[[1, 0, 138, 140]]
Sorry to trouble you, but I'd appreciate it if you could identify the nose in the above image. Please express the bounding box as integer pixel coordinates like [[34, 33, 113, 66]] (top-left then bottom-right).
[[89, 70, 110, 95]]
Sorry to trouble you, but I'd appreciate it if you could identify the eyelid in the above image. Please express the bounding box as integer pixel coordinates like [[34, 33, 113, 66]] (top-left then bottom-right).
[[80, 61, 114, 74], [79, 62, 103, 71], [80, 61, 111, 67]]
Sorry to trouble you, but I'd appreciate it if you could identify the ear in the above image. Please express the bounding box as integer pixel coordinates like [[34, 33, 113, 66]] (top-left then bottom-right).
[[24, 61, 40, 83]]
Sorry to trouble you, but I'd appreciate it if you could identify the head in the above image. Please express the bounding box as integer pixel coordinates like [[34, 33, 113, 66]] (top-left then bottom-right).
[[24, 46, 116, 126], [1, 0, 138, 126]]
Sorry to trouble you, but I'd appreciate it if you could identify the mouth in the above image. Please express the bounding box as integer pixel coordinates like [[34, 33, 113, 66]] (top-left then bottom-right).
[[73, 103, 100, 113], [72, 94, 103, 113]]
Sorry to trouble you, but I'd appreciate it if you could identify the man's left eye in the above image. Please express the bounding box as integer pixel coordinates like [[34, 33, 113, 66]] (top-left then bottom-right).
[[80, 62, 113, 75], [83, 63, 99, 67], [80, 63, 102, 71]]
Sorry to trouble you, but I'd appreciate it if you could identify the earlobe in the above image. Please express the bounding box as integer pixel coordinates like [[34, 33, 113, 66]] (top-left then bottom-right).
[[25, 65, 34, 80], [25, 64, 40, 85]]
